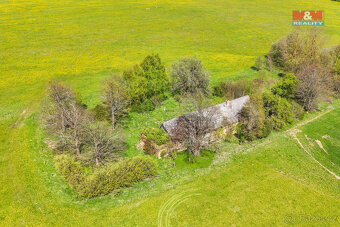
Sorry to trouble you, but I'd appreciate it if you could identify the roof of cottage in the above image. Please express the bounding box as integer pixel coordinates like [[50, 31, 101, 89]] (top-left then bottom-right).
[[161, 95, 250, 137]]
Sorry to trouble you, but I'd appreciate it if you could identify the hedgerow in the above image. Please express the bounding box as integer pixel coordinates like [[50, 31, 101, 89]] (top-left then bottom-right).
[[54, 155, 158, 198]]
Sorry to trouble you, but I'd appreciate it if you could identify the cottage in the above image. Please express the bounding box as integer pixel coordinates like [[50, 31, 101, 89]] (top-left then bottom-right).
[[161, 95, 250, 138]]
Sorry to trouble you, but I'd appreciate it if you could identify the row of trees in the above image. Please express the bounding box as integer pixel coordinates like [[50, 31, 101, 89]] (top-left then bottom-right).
[[43, 81, 125, 166], [264, 29, 339, 111], [237, 29, 340, 142], [43, 55, 212, 164], [96, 55, 211, 128]]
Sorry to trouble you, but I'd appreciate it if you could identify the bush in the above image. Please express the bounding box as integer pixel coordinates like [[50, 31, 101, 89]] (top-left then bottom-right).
[[212, 79, 253, 99], [291, 100, 305, 120], [271, 73, 298, 99], [81, 156, 157, 198], [54, 155, 86, 192], [262, 92, 294, 130], [123, 54, 169, 108], [131, 99, 156, 112], [267, 30, 323, 72], [92, 104, 109, 121], [335, 76, 340, 97], [141, 127, 170, 146], [54, 155, 158, 198], [254, 55, 269, 71], [236, 95, 270, 142], [171, 57, 210, 96]]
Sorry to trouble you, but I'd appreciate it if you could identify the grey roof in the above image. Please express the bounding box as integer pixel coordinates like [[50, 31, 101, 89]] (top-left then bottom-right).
[[161, 95, 250, 137]]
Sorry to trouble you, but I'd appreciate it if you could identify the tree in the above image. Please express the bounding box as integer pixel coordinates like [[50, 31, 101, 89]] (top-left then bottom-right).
[[85, 122, 125, 165], [172, 95, 217, 157], [57, 102, 88, 155], [171, 57, 210, 96], [268, 29, 323, 72], [295, 64, 332, 111], [271, 73, 298, 99], [237, 95, 270, 141], [45, 80, 79, 132], [140, 54, 169, 98], [262, 91, 294, 130], [103, 74, 130, 129], [43, 81, 87, 155]]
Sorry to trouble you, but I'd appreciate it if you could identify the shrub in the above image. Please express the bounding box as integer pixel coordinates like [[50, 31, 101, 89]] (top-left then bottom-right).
[[143, 139, 156, 155], [291, 100, 305, 120], [123, 54, 169, 108], [212, 79, 253, 99], [254, 55, 269, 71], [54, 155, 158, 198], [81, 156, 158, 198], [236, 95, 270, 142], [171, 57, 210, 96], [262, 92, 294, 130], [335, 76, 340, 97], [267, 29, 323, 72], [141, 127, 170, 146], [271, 73, 298, 99], [54, 155, 86, 192], [131, 99, 156, 112], [92, 104, 109, 121]]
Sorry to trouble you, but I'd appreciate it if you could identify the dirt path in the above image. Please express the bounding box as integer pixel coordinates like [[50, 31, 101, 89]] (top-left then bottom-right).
[[288, 107, 340, 180]]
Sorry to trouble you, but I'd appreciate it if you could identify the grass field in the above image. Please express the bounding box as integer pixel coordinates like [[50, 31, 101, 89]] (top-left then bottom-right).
[[1, 0, 340, 226]]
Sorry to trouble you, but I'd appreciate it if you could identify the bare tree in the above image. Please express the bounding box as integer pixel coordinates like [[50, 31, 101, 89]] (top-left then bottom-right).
[[85, 122, 125, 165], [43, 81, 87, 155], [103, 74, 130, 129], [296, 64, 332, 111], [45, 81, 78, 132], [172, 96, 218, 157], [59, 102, 88, 155]]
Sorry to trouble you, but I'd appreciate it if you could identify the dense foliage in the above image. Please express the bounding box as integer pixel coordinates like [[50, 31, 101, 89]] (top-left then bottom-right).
[[236, 95, 271, 142], [267, 29, 323, 72], [141, 127, 171, 146], [171, 57, 210, 96], [271, 73, 298, 99], [262, 91, 294, 130], [123, 54, 169, 111], [54, 155, 158, 198]]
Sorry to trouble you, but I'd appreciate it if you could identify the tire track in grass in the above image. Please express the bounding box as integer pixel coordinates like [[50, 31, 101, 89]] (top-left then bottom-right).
[[288, 107, 340, 180], [158, 189, 201, 227]]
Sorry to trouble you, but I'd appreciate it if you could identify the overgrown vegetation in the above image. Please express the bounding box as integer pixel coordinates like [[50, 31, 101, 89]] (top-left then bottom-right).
[[141, 127, 171, 146], [54, 155, 157, 198], [236, 94, 270, 142], [265, 29, 339, 111], [171, 57, 210, 97], [123, 54, 169, 112]]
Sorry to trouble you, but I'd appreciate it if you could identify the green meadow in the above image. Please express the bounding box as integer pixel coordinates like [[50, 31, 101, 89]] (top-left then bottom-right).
[[1, 0, 340, 226]]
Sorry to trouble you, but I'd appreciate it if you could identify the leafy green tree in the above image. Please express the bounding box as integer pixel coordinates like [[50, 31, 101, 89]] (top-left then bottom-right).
[[268, 29, 323, 72], [271, 73, 298, 99], [140, 54, 169, 97], [103, 74, 130, 128], [262, 91, 294, 130], [123, 54, 169, 109], [237, 95, 270, 141], [171, 57, 210, 96]]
